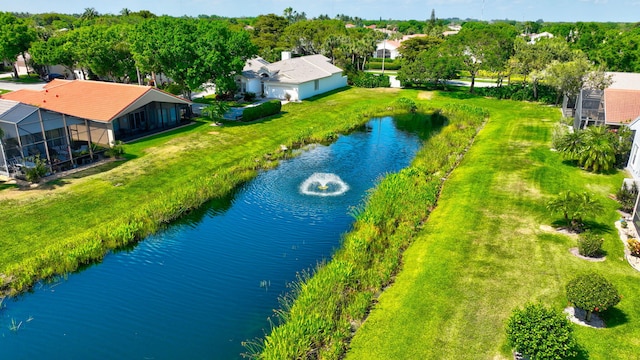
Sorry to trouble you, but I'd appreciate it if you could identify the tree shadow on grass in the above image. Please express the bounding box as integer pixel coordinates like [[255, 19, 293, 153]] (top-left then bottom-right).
[[601, 307, 628, 328], [548, 220, 614, 236]]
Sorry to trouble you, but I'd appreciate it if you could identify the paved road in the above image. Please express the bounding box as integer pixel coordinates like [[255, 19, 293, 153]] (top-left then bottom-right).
[[445, 79, 497, 88], [0, 72, 47, 92]]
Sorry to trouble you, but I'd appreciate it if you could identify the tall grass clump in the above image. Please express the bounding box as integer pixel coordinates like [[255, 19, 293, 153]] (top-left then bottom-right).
[[250, 103, 487, 359], [0, 166, 258, 296]]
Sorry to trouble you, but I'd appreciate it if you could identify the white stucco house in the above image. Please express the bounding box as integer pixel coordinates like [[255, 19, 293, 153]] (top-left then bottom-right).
[[374, 40, 402, 59], [373, 34, 429, 60], [238, 53, 347, 101]]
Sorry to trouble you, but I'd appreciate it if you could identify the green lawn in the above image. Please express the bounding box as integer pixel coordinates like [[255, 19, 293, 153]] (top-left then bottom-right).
[[346, 93, 640, 359]]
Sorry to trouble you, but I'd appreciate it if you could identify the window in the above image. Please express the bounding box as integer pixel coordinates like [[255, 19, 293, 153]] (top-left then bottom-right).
[[314, 79, 319, 91]]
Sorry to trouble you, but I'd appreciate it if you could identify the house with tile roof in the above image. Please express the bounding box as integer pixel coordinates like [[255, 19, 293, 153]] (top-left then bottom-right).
[[573, 72, 640, 130], [0, 80, 191, 177], [374, 34, 429, 60], [238, 53, 347, 101]]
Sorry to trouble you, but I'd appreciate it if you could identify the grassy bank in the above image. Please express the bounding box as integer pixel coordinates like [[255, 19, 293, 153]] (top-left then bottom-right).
[[0, 87, 420, 295], [346, 94, 640, 359], [252, 98, 489, 358]]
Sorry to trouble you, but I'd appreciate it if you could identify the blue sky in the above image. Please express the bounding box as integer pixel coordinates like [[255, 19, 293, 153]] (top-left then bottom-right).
[[5, 0, 639, 22]]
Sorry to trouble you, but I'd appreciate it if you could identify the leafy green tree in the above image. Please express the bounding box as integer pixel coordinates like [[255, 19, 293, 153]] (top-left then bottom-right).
[[510, 37, 573, 99], [251, 14, 289, 62], [397, 44, 459, 88], [451, 22, 517, 93], [544, 55, 592, 104], [279, 19, 346, 56], [595, 27, 640, 72], [73, 24, 136, 82], [0, 12, 37, 78], [547, 190, 603, 231], [29, 32, 77, 78], [130, 17, 256, 97], [567, 272, 621, 323], [397, 36, 443, 63], [506, 303, 578, 360]]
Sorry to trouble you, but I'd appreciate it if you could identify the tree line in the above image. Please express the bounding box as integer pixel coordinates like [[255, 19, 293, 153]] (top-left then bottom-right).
[[1, 8, 639, 99]]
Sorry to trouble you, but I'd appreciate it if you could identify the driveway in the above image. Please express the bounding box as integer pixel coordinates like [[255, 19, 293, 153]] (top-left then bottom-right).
[[0, 73, 47, 92]]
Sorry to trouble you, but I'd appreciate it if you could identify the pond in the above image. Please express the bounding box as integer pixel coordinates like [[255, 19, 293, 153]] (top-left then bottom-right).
[[0, 117, 423, 359]]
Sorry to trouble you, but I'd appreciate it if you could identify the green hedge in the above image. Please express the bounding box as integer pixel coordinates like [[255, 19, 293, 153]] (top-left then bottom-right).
[[366, 59, 401, 71], [474, 83, 557, 104], [241, 100, 282, 122], [351, 72, 391, 88]]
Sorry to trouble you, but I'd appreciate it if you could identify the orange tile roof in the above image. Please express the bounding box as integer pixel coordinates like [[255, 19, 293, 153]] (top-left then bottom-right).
[[1, 80, 188, 122], [604, 88, 640, 125]]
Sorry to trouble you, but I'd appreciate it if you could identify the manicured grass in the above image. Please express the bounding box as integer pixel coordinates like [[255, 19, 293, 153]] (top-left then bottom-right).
[[0, 87, 418, 294], [346, 93, 640, 359], [0, 73, 43, 84]]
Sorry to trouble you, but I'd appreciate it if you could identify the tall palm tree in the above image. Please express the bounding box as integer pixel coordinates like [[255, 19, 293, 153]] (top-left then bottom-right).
[[81, 8, 99, 20]]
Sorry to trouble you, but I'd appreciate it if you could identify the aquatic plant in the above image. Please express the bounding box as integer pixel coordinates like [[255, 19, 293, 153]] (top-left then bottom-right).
[[249, 103, 486, 359]]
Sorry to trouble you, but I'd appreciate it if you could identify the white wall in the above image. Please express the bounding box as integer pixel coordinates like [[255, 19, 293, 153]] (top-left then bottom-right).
[[246, 78, 262, 95], [628, 119, 640, 180], [375, 41, 400, 59], [298, 73, 348, 100], [264, 84, 299, 100]]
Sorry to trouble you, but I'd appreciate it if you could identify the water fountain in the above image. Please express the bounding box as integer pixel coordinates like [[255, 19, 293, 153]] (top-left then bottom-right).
[[299, 173, 349, 196]]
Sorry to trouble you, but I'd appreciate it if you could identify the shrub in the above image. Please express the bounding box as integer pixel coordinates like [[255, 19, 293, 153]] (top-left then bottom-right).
[[243, 92, 256, 102], [241, 100, 282, 122], [24, 155, 48, 183], [394, 97, 417, 113], [577, 231, 604, 257], [616, 182, 638, 213], [566, 272, 621, 322], [105, 141, 125, 158], [351, 72, 390, 88], [628, 238, 640, 257], [551, 123, 569, 151], [505, 303, 578, 360]]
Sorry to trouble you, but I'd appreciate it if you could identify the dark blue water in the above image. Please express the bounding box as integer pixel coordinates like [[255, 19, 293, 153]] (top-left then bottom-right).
[[0, 117, 422, 359]]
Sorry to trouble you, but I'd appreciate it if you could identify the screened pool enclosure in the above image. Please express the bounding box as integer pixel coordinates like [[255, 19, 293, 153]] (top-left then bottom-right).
[[0, 99, 106, 178]]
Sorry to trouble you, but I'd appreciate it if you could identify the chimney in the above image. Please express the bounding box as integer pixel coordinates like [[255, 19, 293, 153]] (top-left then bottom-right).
[[281, 51, 292, 61]]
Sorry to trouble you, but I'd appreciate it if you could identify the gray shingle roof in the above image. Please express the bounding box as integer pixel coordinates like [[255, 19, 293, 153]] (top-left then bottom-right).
[[242, 55, 343, 84]]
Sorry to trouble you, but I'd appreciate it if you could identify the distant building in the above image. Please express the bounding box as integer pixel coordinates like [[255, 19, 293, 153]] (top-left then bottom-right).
[[573, 72, 640, 130], [520, 31, 554, 44], [238, 53, 347, 101], [373, 34, 428, 59]]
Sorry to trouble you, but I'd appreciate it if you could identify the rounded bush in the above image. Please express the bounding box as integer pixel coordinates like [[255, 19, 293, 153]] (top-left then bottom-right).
[[566, 272, 620, 321], [577, 231, 604, 257], [506, 303, 578, 360]]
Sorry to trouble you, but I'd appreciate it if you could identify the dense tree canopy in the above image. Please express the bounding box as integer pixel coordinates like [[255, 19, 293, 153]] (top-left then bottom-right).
[[251, 14, 289, 62], [0, 12, 37, 78], [451, 22, 518, 92], [129, 17, 256, 97]]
